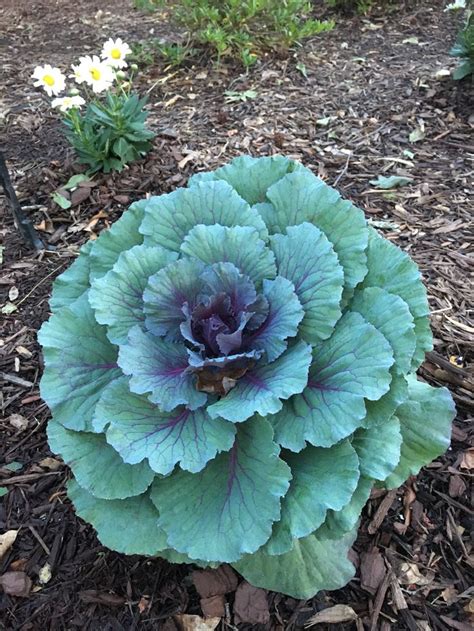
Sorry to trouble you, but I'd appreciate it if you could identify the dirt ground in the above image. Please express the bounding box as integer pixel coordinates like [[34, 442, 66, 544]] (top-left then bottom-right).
[[0, 0, 473, 629]]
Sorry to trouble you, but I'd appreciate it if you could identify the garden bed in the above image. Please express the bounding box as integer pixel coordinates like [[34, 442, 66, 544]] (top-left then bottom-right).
[[0, 0, 473, 628]]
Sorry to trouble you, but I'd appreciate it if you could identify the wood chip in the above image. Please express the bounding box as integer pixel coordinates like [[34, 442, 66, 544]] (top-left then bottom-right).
[[305, 605, 358, 626]]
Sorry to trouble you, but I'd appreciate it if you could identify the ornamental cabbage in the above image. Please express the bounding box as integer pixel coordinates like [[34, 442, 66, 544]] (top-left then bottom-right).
[[39, 156, 455, 598]]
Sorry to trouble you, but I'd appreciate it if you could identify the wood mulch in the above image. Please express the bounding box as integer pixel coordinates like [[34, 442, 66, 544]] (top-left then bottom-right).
[[0, 0, 473, 629]]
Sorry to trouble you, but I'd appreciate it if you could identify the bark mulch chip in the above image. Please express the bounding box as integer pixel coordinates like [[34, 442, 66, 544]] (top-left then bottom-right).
[[1, 0, 472, 628]]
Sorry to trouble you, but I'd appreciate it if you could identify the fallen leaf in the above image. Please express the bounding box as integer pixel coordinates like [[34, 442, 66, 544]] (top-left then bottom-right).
[[70, 186, 91, 207], [38, 457, 62, 471], [441, 586, 459, 605], [2, 302, 18, 315], [8, 286, 19, 301], [201, 595, 225, 618], [8, 414, 28, 431], [3, 462, 23, 472], [370, 175, 413, 189], [0, 571, 32, 597], [52, 190, 72, 209], [460, 448, 474, 470], [305, 605, 358, 626], [233, 581, 270, 625], [0, 531, 18, 562], [138, 595, 151, 614], [0, 488, 8, 498], [449, 475, 467, 498], [63, 174, 90, 190], [38, 563, 52, 585], [409, 128, 425, 143], [192, 564, 238, 598], [174, 614, 220, 631], [399, 562, 434, 586], [464, 599, 474, 614]]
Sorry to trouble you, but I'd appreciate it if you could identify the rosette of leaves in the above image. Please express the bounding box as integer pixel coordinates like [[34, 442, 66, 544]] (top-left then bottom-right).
[[39, 156, 455, 598]]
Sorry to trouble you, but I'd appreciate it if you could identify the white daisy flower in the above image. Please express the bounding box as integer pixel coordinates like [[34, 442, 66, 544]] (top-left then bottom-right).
[[52, 95, 86, 112], [101, 38, 132, 69], [31, 65, 66, 97], [73, 55, 115, 93], [444, 0, 465, 10]]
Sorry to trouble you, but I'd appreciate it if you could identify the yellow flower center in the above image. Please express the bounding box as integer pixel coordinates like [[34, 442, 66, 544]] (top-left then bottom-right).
[[90, 68, 101, 81], [43, 74, 55, 86], [111, 48, 122, 59]]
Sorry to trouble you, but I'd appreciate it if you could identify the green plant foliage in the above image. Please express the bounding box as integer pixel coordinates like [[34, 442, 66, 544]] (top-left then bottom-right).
[[153, 0, 334, 67], [64, 92, 155, 173], [39, 155, 455, 599], [450, 9, 474, 79]]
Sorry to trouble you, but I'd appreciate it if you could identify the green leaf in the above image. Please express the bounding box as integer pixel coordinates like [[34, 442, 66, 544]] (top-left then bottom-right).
[[207, 341, 312, 423], [270, 223, 344, 343], [233, 525, 357, 599], [140, 181, 268, 252], [0, 487, 9, 498], [189, 155, 308, 205], [38, 293, 122, 432], [362, 370, 408, 428], [50, 241, 94, 312], [150, 417, 291, 563], [89, 244, 178, 344], [360, 229, 432, 368], [369, 175, 413, 189], [272, 311, 394, 451], [63, 174, 90, 190], [181, 224, 276, 286], [94, 377, 236, 475], [384, 376, 455, 489], [351, 287, 416, 374], [48, 421, 154, 499], [267, 440, 360, 555], [68, 479, 169, 555], [324, 475, 373, 539], [352, 416, 402, 480], [89, 199, 147, 280], [453, 60, 473, 80], [118, 325, 207, 412], [52, 191, 72, 209], [262, 170, 368, 298]]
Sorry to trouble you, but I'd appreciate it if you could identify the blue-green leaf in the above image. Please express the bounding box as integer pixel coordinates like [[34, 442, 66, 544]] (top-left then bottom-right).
[[362, 370, 408, 428], [150, 417, 291, 562], [324, 475, 373, 539], [38, 293, 122, 432], [50, 241, 93, 312], [384, 376, 455, 489], [267, 440, 360, 555], [89, 244, 178, 345], [68, 479, 169, 555], [272, 311, 394, 451], [207, 340, 312, 423], [233, 525, 357, 599], [140, 181, 268, 251], [94, 377, 236, 474], [48, 422, 154, 499], [89, 199, 147, 280], [118, 326, 206, 412], [270, 223, 344, 343], [180, 224, 276, 286], [352, 416, 402, 480]]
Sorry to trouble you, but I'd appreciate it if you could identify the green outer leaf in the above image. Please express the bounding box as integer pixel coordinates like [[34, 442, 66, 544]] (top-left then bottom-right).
[[118, 325, 207, 412], [272, 311, 394, 451], [94, 377, 236, 475], [270, 223, 344, 344], [140, 181, 268, 252], [324, 475, 373, 539], [89, 244, 178, 345], [261, 170, 368, 296], [249, 276, 304, 362], [188, 155, 309, 205], [89, 199, 147, 280], [233, 525, 357, 599], [352, 416, 402, 481], [68, 479, 169, 555], [38, 293, 122, 432], [48, 421, 154, 499], [180, 224, 276, 286], [411, 315, 434, 370], [360, 228, 432, 369], [384, 376, 455, 489], [207, 341, 312, 423], [50, 241, 93, 312], [267, 440, 360, 555], [362, 370, 408, 428], [350, 287, 416, 375], [150, 417, 291, 563]]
